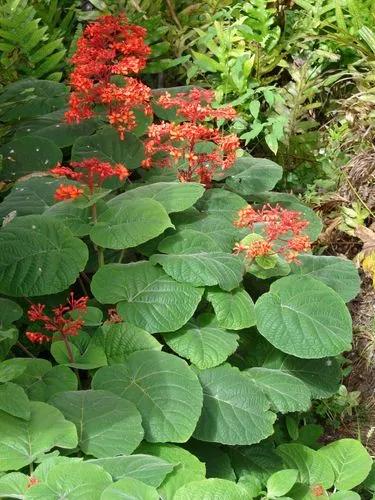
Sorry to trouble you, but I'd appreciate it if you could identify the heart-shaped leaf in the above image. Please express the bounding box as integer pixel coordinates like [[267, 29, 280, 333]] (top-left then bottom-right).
[[206, 287, 255, 330]]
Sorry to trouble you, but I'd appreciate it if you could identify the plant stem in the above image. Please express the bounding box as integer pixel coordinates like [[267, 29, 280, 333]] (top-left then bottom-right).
[[63, 336, 75, 364], [29, 462, 34, 475], [91, 203, 105, 267], [16, 341, 35, 358]]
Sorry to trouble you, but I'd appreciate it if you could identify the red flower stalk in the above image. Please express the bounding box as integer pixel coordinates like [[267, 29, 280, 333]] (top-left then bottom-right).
[[26, 293, 89, 344], [65, 14, 152, 139], [234, 204, 311, 262], [50, 158, 130, 197], [142, 121, 239, 186]]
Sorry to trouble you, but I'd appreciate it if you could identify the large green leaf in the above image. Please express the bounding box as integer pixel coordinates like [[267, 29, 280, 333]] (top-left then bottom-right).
[[29, 119, 98, 148], [290, 255, 360, 302], [101, 477, 159, 500], [90, 198, 173, 250], [225, 157, 283, 195], [163, 314, 238, 369], [91, 262, 203, 333], [0, 137, 62, 181], [0, 472, 28, 498], [0, 215, 88, 297], [267, 469, 298, 498], [276, 443, 334, 489], [49, 390, 143, 458], [229, 443, 283, 484], [0, 382, 30, 420], [206, 287, 255, 330], [0, 80, 68, 121], [92, 322, 161, 365], [151, 230, 244, 291], [0, 401, 77, 472], [138, 443, 206, 500], [72, 127, 144, 169], [0, 298, 23, 328], [317, 439, 372, 490], [0, 177, 80, 220], [245, 368, 312, 413], [88, 455, 175, 487], [173, 211, 239, 252], [45, 202, 93, 237], [93, 351, 203, 443], [24, 462, 112, 499], [255, 275, 352, 358], [0, 359, 27, 383], [174, 478, 248, 499], [196, 189, 247, 221], [109, 182, 205, 214], [13, 361, 78, 402], [193, 364, 275, 445]]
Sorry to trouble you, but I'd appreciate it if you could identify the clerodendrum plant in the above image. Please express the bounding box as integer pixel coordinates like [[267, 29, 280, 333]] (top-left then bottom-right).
[[0, 13, 372, 500]]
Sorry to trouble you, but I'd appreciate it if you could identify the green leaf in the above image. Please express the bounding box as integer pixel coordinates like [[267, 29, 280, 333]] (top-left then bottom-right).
[[206, 287, 255, 330], [276, 443, 334, 489], [72, 127, 144, 169], [93, 351, 203, 443], [90, 198, 173, 250], [330, 492, 361, 500], [0, 298, 23, 328], [225, 157, 283, 194], [91, 262, 203, 333], [49, 390, 143, 458], [186, 441, 236, 481], [0, 359, 27, 383], [290, 255, 361, 303], [138, 443, 205, 500], [174, 478, 248, 499], [317, 439, 372, 490], [194, 364, 275, 445], [51, 334, 107, 370], [24, 462, 112, 499], [109, 182, 205, 214], [196, 189, 247, 221], [45, 202, 92, 237], [15, 364, 78, 402], [255, 275, 352, 358], [247, 336, 341, 398], [244, 368, 311, 413], [101, 477, 159, 500], [0, 401, 77, 472], [267, 469, 298, 497], [191, 51, 223, 72], [0, 382, 30, 420], [0, 215, 88, 297], [229, 443, 283, 484], [0, 176, 78, 220], [30, 119, 98, 148], [0, 472, 28, 498], [0, 136, 62, 181], [173, 212, 238, 252], [92, 322, 161, 364], [0, 80, 67, 121], [163, 314, 238, 369], [88, 455, 174, 487], [0, 328, 18, 361], [69, 306, 103, 327], [151, 230, 244, 291]]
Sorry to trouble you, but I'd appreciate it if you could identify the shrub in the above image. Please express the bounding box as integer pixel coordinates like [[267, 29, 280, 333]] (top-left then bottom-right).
[[0, 13, 372, 499]]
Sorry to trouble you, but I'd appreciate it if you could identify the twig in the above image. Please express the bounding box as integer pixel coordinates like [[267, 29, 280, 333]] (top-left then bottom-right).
[[16, 341, 35, 358], [165, 0, 182, 30]]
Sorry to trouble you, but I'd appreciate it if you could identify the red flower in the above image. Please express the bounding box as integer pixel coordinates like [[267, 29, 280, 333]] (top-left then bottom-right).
[[233, 204, 311, 263], [54, 184, 84, 201], [25, 332, 51, 344], [26, 293, 88, 341], [50, 158, 130, 195], [65, 14, 152, 139]]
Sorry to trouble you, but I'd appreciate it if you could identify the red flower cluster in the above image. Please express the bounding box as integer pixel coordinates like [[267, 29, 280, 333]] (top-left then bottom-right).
[[233, 204, 311, 262], [158, 88, 237, 123], [143, 89, 239, 186], [25, 293, 88, 344], [50, 158, 130, 200], [65, 14, 152, 139]]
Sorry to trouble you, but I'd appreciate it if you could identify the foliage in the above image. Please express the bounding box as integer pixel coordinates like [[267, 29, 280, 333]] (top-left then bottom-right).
[[0, 12, 371, 500]]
